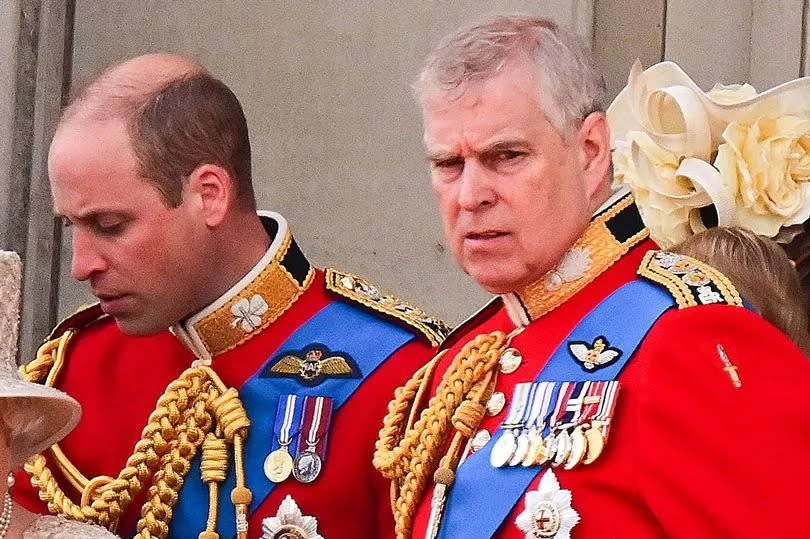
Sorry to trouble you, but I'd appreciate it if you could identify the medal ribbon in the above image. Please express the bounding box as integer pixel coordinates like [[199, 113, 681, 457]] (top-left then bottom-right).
[[593, 381, 620, 441], [578, 380, 605, 424], [549, 382, 575, 430], [526, 382, 554, 433], [296, 396, 333, 460], [271, 394, 303, 451], [516, 382, 540, 431], [501, 383, 532, 430], [559, 381, 590, 428]]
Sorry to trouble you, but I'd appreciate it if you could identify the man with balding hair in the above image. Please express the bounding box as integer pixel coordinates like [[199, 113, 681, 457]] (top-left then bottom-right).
[[14, 54, 447, 538]]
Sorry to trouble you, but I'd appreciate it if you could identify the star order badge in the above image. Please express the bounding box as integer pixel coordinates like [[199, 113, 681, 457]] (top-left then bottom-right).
[[260, 344, 361, 386], [515, 470, 580, 539], [568, 336, 622, 371], [261, 495, 323, 539]]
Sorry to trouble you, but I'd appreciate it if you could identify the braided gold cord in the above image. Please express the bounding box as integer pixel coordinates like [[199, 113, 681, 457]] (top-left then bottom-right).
[[373, 331, 508, 538], [373, 354, 442, 480], [23, 340, 251, 539]]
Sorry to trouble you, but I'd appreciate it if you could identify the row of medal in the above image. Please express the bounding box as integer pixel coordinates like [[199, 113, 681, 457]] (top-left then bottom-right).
[[488, 380, 620, 471], [263, 394, 333, 485]]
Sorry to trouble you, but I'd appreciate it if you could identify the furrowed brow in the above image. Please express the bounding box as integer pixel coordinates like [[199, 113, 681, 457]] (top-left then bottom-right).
[[480, 139, 531, 154]]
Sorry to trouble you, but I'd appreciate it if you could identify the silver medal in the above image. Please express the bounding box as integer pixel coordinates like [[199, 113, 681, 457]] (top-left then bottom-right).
[[292, 450, 322, 483], [490, 430, 518, 468], [551, 430, 572, 468], [509, 431, 531, 466]]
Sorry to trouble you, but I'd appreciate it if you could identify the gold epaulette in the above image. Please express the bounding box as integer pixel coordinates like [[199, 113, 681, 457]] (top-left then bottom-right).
[[47, 303, 104, 338], [21, 303, 104, 386], [324, 268, 450, 346], [637, 250, 743, 309]]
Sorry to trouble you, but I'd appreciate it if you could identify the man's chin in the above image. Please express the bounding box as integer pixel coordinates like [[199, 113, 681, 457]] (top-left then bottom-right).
[[467, 266, 547, 296], [112, 315, 165, 337], [468, 271, 522, 295]]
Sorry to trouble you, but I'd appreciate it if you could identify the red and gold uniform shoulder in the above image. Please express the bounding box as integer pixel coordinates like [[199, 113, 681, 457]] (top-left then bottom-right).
[[623, 302, 810, 538], [14, 303, 194, 519]]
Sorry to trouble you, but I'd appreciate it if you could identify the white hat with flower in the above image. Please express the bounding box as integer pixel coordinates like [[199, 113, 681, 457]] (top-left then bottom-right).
[[608, 60, 810, 247], [0, 251, 81, 467]]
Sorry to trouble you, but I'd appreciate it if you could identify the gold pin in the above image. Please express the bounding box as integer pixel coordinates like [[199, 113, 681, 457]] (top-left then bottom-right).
[[716, 344, 742, 388]]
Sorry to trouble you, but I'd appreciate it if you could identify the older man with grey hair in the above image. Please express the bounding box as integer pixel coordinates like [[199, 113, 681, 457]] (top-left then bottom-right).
[[374, 14, 810, 539]]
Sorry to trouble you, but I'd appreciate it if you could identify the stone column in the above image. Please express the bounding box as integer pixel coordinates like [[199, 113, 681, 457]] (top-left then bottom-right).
[[1, 0, 74, 362]]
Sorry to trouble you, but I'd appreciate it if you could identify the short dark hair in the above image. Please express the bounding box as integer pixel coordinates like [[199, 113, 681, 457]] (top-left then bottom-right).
[[131, 73, 254, 209], [62, 71, 254, 210]]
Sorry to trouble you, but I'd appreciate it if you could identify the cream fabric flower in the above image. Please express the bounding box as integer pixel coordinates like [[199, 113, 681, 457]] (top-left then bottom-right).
[[706, 83, 757, 105], [609, 61, 810, 246], [614, 134, 716, 247], [715, 115, 810, 236]]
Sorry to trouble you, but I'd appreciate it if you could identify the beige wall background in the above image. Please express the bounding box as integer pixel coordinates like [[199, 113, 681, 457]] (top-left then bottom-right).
[[2, 0, 810, 357]]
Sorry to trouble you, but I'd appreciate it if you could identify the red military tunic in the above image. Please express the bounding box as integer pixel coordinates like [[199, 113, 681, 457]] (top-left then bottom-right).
[[16, 212, 447, 539], [385, 195, 810, 538]]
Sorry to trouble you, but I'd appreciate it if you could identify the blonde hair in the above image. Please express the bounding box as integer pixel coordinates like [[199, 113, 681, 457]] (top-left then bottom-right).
[[414, 14, 606, 138], [673, 227, 810, 355]]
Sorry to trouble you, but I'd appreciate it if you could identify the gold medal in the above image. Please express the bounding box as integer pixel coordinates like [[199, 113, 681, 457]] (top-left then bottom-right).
[[490, 430, 518, 467], [538, 433, 556, 465], [563, 426, 588, 470], [582, 423, 605, 464], [499, 348, 523, 374], [522, 432, 546, 467], [264, 448, 294, 483]]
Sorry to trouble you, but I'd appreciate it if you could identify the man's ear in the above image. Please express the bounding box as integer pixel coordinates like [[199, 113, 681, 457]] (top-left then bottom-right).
[[185, 164, 233, 227], [576, 111, 612, 201]]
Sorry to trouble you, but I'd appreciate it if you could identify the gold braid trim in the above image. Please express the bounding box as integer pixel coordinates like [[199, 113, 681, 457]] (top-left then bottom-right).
[[373, 331, 508, 538], [22, 334, 252, 539]]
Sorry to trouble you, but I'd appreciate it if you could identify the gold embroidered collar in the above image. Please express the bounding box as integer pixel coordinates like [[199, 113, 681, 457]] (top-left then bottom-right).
[[172, 211, 315, 364], [501, 192, 648, 326]]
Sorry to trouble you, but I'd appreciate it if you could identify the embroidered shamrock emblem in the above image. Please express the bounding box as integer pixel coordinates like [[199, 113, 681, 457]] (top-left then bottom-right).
[[231, 294, 269, 332]]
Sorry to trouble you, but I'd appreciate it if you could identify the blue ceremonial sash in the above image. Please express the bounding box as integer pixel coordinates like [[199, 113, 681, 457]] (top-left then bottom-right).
[[437, 279, 675, 538], [167, 300, 415, 539]]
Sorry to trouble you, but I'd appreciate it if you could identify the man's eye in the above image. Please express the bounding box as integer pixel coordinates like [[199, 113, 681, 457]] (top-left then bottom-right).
[[95, 220, 126, 235], [497, 150, 524, 161], [432, 158, 463, 170]]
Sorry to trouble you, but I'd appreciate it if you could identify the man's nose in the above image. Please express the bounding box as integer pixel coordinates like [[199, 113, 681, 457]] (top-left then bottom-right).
[[70, 228, 107, 281], [457, 160, 498, 211]]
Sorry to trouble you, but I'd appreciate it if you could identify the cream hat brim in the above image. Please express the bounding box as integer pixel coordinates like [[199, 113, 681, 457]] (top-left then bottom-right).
[[608, 60, 810, 151], [0, 378, 81, 467]]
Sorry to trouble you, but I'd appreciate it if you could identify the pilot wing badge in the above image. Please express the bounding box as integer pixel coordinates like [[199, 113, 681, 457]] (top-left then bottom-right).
[[568, 336, 622, 371], [261, 344, 362, 386]]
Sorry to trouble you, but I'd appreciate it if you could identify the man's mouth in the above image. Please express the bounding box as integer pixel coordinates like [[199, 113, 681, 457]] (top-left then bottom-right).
[[96, 293, 130, 315], [465, 230, 509, 241]]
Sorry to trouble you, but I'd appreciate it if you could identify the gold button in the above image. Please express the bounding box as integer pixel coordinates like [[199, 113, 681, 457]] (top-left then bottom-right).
[[485, 391, 506, 416], [499, 347, 522, 374]]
